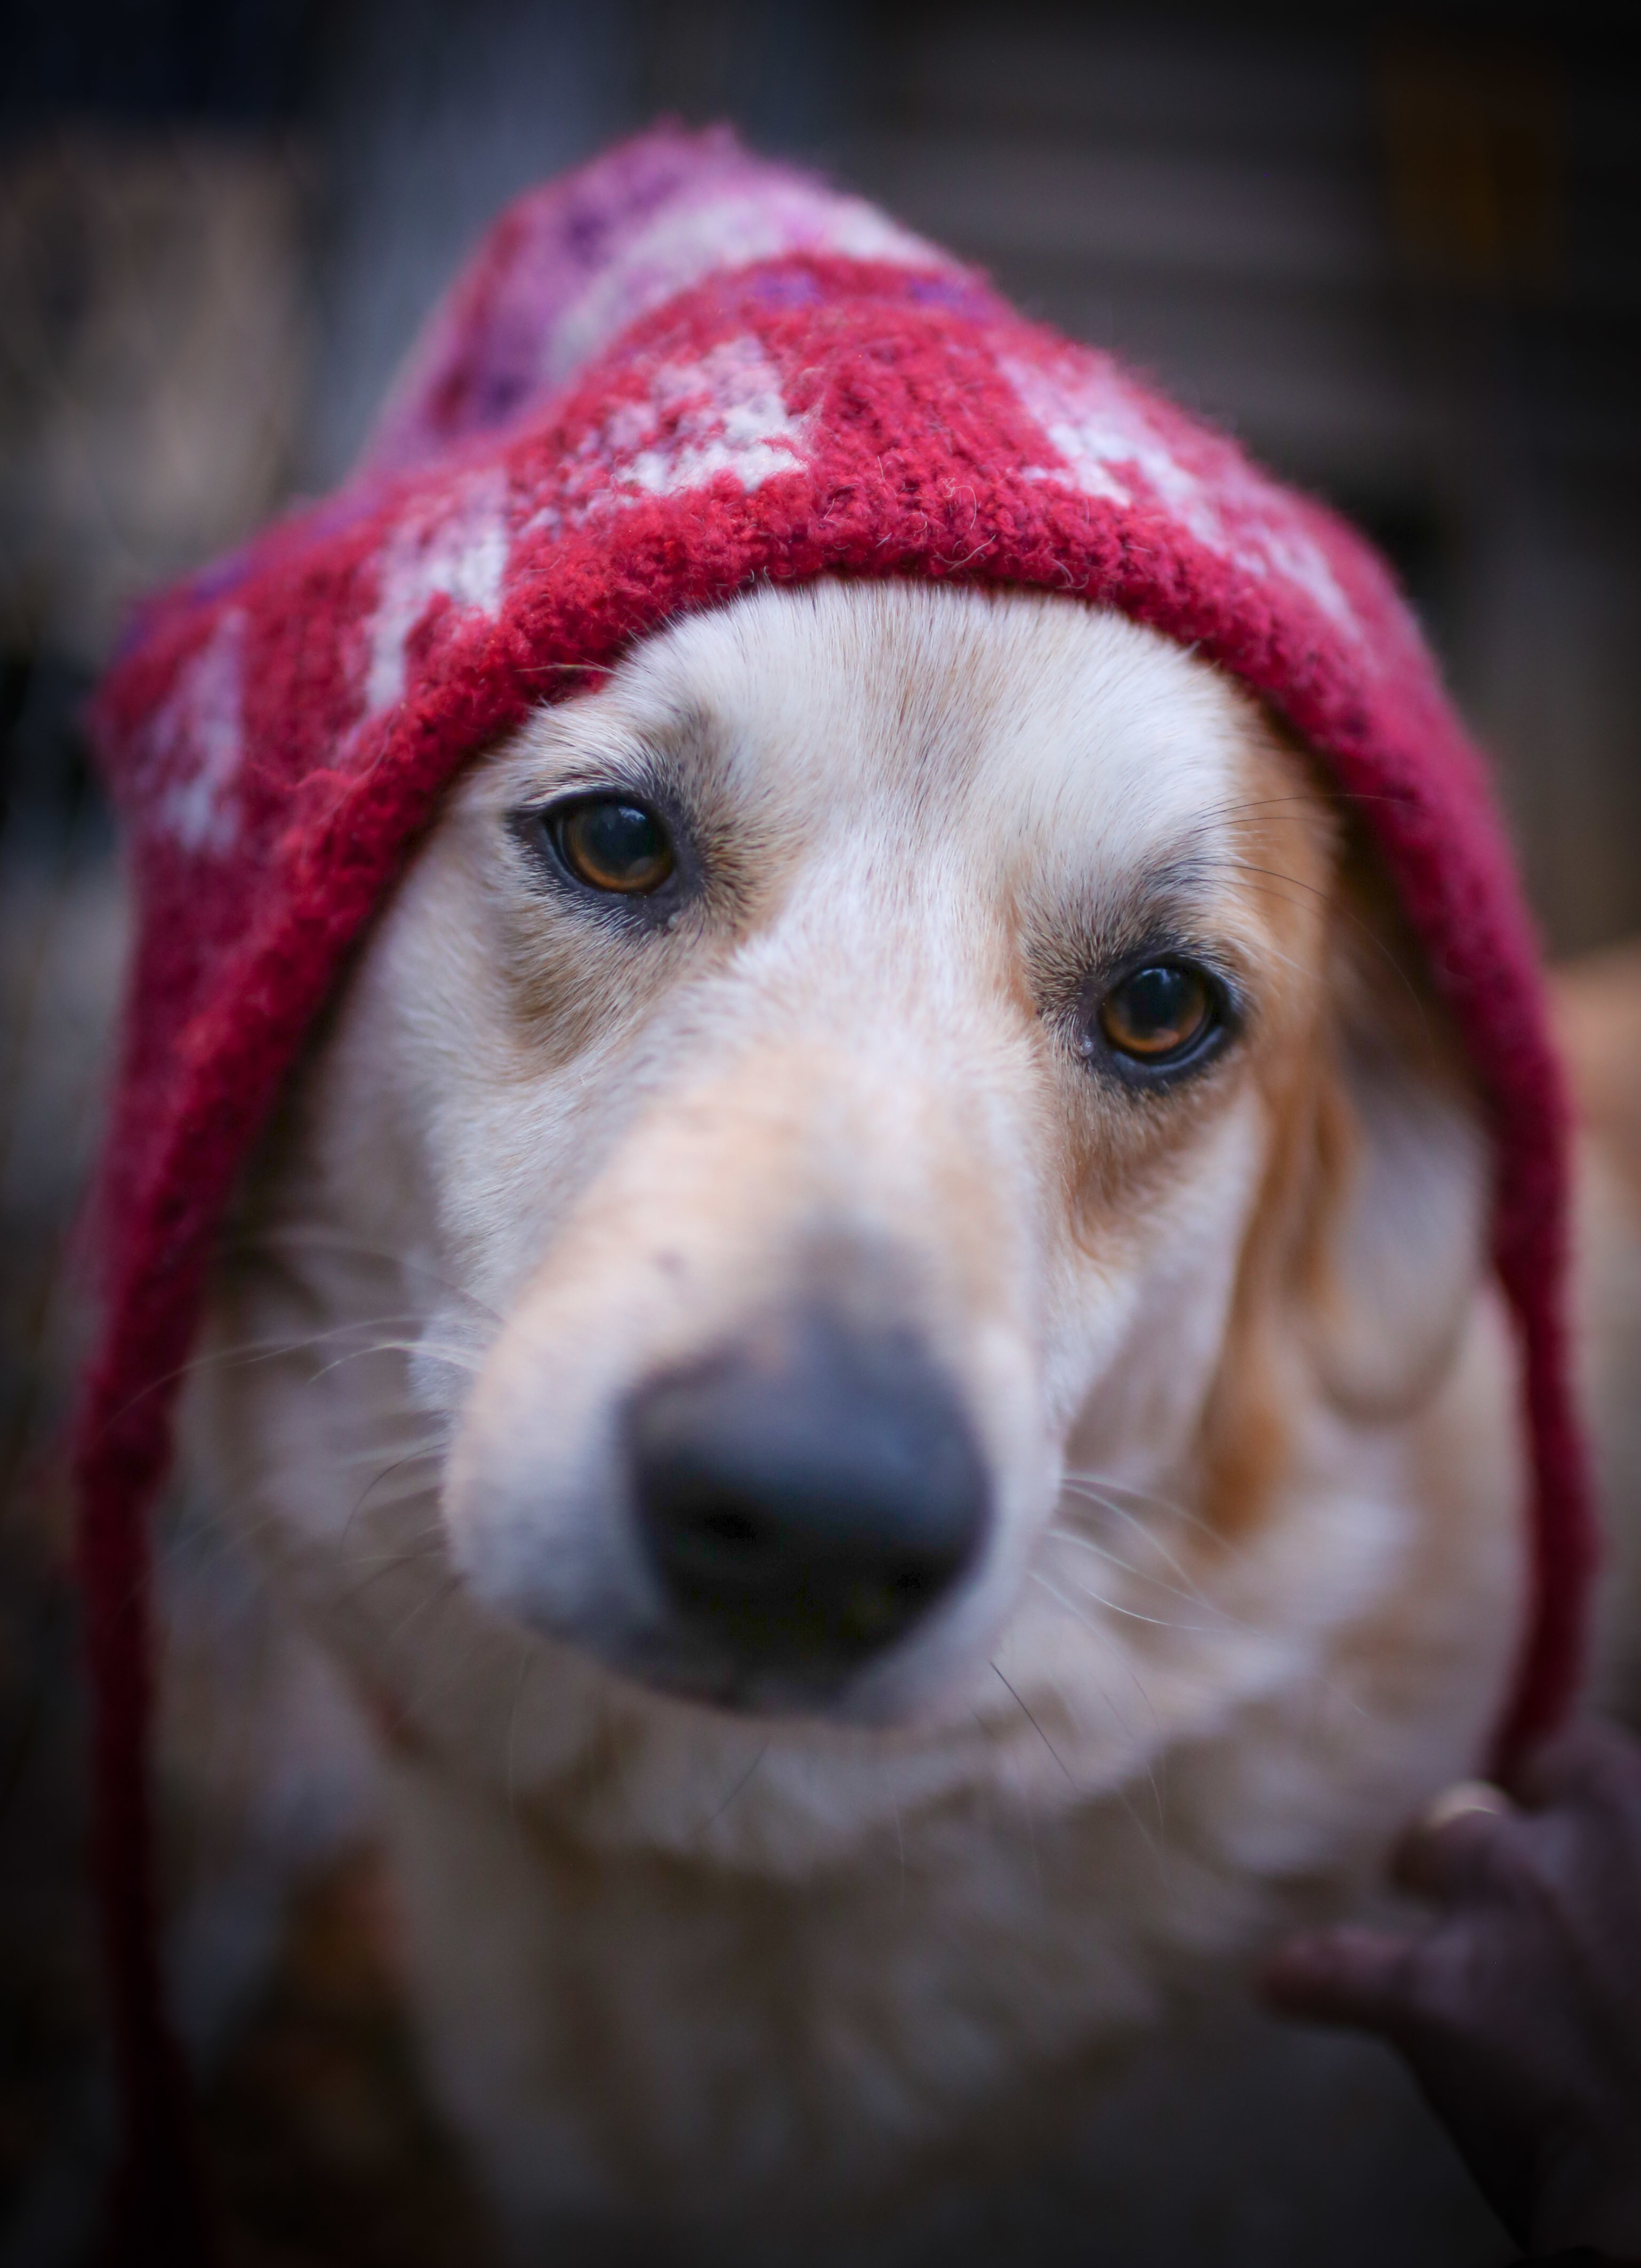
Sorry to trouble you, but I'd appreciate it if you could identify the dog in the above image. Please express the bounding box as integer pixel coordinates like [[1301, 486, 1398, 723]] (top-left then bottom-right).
[[181, 576, 1640, 2258]]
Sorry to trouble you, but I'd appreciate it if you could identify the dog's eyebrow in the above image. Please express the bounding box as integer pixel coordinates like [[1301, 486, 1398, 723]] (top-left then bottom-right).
[[1024, 839, 1261, 1005], [1071, 842, 1231, 945], [634, 700, 720, 782], [492, 696, 721, 806]]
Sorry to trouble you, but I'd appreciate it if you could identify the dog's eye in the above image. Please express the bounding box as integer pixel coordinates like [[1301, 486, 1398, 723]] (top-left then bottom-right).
[[548, 797, 674, 895], [1092, 962, 1221, 1071]]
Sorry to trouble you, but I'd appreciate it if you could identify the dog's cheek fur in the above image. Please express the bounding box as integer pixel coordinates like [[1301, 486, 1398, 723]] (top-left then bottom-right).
[[1293, 849, 1491, 1426], [1188, 986, 1338, 1547], [1127, 742, 1491, 1561]]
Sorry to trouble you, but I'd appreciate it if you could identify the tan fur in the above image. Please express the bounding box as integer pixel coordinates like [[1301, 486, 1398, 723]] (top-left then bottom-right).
[[1556, 945, 1641, 1726], [185, 582, 1639, 2259]]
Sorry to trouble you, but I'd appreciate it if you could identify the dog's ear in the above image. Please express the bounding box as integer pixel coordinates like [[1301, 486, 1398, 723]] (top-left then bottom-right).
[[1299, 849, 1492, 1421]]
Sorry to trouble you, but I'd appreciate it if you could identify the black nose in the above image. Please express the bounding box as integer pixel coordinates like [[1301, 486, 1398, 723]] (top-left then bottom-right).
[[625, 1310, 989, 1683]]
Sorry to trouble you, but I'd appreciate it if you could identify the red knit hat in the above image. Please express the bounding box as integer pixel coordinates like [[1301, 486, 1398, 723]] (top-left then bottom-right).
[[78, 124, 1594, 2257]]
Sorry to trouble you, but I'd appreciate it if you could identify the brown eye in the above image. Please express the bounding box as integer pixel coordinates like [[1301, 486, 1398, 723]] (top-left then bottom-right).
[[550, 798, 674, 895], [1096, 962, 1219, 1067]]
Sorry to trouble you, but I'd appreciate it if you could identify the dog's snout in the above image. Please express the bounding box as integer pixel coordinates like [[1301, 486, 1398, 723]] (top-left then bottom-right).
[[626, 1312, 988, 1685]]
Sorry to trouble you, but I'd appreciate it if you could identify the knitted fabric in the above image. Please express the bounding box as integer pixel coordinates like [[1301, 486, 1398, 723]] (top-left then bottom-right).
[[77, 124, 1594, 2257]]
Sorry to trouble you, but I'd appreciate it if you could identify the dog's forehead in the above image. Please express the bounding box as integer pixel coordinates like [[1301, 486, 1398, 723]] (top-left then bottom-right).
[[489, 582, 1268, 893]]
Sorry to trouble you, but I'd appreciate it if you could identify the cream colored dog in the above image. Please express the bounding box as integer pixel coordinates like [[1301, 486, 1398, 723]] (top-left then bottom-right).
[[187, 579, 1640, 2258]]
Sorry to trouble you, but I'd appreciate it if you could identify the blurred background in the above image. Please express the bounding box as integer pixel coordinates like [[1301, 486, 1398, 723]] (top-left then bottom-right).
[[2, 2, 1638, 2260]]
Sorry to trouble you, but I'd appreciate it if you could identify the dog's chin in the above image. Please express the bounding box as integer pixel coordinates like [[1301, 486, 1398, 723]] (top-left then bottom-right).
[[544, 1615, 964, 1731], [598, 1623, 934, 1724]]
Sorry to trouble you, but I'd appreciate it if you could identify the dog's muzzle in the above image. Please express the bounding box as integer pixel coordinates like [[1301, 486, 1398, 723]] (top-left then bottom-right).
[[624, 1306, 990, 1701]]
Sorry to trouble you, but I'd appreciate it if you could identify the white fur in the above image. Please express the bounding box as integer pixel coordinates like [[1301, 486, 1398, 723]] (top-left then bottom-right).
[[191, 582, 1548, 2258]]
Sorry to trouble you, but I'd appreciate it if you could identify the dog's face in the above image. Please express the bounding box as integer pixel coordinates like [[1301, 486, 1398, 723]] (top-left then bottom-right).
[[229, 580, 1499, 1848]]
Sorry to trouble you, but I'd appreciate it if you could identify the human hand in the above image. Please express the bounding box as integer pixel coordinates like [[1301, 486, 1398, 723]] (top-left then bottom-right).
[[1262, 1719, 1641, 2262]]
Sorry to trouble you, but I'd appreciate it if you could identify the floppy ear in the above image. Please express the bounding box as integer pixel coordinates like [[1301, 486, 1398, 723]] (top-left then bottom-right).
[[1301, 850, 1493, 1422]]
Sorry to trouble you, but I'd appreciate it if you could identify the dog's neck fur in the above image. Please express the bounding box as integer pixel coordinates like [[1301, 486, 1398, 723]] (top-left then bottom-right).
[[192, 582, 1526, 2248]]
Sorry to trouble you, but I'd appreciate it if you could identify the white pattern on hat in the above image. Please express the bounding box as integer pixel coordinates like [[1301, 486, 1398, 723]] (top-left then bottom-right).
[[149, 608, 247, 855], [1004, 352, 1360, 639], [619, 336, 810, 497], [545, 185, 943, 392], [519, 336, 810, 550], [365, 469, 512, 717]]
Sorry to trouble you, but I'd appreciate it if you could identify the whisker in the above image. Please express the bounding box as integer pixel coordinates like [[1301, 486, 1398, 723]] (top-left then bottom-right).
[[1056, 1484, 1378, 1737], [690, 1744, 769, 1841], [1001, 1591, 1170, 1860], [222, 1223, 503, 1325], [101, 1316, 481, 1434], [1033, 1651, 1168, 1858], [334, 1546, 452, 1612], [305, 1338, 483, 1384], [1061, 1471, 1260, 1567], [1051, 1478, 1242, 1605], [1183, 786, 1407, 826], [342, 1452, 446, 1545], [1029, 1562, 1218, 1638], [1054, 1475, 1243, 1586], [1057, 1477, 1223, 1574], [990, 1660, 1074, 1784], [1193, 856, 1432, 1032], [1045, 1522, 1230, 1621], [330, 1532, 450, 1572], [331, 1436, 449, 1474]]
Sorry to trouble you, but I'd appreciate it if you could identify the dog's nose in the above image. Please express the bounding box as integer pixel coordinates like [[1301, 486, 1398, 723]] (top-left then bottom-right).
[[626, 1311, 988, 1681]]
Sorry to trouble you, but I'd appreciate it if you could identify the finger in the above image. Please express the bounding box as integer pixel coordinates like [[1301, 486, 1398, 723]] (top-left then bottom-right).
[[1510, 1717, 1641, 1815], [1260, 1924, 1423, 2035], [1419, 1779, 1515, 1834], [1394, 1782, 1520, 1903]]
